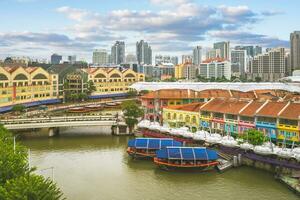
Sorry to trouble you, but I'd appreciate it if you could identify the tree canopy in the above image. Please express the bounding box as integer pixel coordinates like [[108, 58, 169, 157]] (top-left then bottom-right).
[[239, 129, 265, 145], [121, 100, 144, 131], [0, 125, 64, 199]]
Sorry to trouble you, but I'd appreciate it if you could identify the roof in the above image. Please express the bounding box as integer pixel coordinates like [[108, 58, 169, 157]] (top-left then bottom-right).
[[202, 57, 227, 63], [200, 98, 250, 115], [156, 147, 218, 161], [278, 103, 300, 120], [239, 101, 264, 117], [127, 138, 182, 149], [256, 101, 287, 117], [166, 102, 205, 112], [131, 82, 300, 93]]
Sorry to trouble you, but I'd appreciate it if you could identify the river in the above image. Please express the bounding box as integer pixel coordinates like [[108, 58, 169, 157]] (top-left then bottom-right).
[[21, 135, 298, 200]]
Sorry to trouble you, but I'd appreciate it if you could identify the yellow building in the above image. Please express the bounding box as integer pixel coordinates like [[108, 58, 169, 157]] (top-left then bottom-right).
[[174, 63, 196, 80], [83, 68, 145, 98], [0, 66, 59, 110], [163, 102, 204, 132]]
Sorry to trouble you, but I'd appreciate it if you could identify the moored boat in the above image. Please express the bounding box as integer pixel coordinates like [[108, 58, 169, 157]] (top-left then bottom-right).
[[84, 104, 103, 111], [127, 138, 182, 159], [68, 107, 88, 113], [154, 147, 219, 170]]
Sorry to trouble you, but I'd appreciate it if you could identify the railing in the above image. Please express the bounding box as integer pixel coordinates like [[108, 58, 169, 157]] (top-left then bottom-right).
[[277, 124, 299, 130], [256, 121, 276, 127]]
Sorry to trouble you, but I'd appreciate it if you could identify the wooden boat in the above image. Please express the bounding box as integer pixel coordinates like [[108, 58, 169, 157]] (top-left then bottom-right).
[[84, 104, 103, 111], [104, 102, 118, 108], [141, 129, 194, 144], [68, 107, 87, 113], [127, 138, 182, 159], [154, 147, 219, 170]]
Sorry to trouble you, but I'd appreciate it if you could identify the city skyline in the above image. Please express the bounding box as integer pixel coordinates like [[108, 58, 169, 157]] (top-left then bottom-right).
[[0, 0, 299, 61]]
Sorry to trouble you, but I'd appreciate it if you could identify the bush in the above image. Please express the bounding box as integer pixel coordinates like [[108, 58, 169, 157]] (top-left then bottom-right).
[[239, 129, 265, 145]]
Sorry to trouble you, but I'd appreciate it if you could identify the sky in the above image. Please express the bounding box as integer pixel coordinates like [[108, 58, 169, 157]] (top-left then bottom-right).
[[0, 0, 299, 62]]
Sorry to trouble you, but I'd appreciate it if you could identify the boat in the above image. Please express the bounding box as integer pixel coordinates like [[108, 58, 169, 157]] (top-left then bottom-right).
[[154, 147, 219, 170], [127, 138, 182, 159], [105, 102, 118, 108], [68, 107, 87, 113], [84, 104, 103, 111]]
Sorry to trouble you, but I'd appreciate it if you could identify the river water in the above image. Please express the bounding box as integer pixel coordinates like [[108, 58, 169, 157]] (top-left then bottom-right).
[[21, 135, 298, 200]]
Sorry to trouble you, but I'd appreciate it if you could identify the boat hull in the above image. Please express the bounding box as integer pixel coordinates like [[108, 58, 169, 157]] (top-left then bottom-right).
[[141, 129, 194, 144], [154, 158, 219, 171], [126, 148, 155, 159]]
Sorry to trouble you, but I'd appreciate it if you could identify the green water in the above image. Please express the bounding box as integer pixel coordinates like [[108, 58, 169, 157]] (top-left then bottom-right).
[[21, 135, 298, 200]]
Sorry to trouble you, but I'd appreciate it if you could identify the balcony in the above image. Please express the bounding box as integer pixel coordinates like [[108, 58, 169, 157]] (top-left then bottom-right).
[[225, 118, 238, 124], [256, 121, 276, 128], [277, 124, 299, 131], [200, 115, 211, 120], [239, 120, 255, 127]]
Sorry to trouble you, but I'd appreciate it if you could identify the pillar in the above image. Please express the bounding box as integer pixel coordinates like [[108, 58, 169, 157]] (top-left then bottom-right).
[[48, 128, 54, 137], [126, 126, 129, 135]]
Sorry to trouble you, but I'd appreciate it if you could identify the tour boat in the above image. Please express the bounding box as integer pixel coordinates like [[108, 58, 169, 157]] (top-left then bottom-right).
[[127, 138, 182, 159], [84, 104, 103, 111], [68, 107, 87, 113], [154, 147, 219, 170]]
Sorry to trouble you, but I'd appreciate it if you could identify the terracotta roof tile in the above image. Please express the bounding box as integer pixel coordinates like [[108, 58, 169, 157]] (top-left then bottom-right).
[[166, 102, 205, 112], [239, 101, 264, 117], [25, 67, 38, 73], [256, 101, 287, 117], [279, 103, 300, 120], [200, 98, 250, 115]]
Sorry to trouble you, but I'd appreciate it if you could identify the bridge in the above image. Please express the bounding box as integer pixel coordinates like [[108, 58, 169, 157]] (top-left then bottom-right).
[[0, 115, 128, 136]]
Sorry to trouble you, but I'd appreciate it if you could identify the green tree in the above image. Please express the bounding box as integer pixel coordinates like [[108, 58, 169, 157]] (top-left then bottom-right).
[[121, 100, 144, 132], [126, 90, 138, 97], [0, 125, 64, 199], [239, 129, 265, 145], [12, 104, 26, 113], [87, 80, 96, 95]]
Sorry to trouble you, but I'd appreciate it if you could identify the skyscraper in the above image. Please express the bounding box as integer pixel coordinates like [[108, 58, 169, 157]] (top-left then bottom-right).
[[136, 40, 152, 65], [68, 55, 76, 64], [182, 55, 193, 64], [193, 46, 202, 66], [171, 56, 179, 65], [51, 54, 62, 64], [213, 41, 230, 60], [290, 31, 300, 72], [111, 41, 125, 65], [231, 50, 247, 77], [93, 49, 108, 65], [250, 48, 285, 82], [254, 46, 262, 56]]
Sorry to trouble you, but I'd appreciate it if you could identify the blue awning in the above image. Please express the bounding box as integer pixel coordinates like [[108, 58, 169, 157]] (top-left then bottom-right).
[[128, 138, 182, 149], [156, 147, 218, 161]]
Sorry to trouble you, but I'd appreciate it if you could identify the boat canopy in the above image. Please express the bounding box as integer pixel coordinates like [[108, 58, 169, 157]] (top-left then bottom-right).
[[128, 138, 182, 149], [156, 147, 218, 161]]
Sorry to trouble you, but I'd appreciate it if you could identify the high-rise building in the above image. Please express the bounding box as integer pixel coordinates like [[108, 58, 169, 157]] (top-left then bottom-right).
[[182, 55, 193, 64], [93, 49, 108, 65], [126, 54, 137, 63], [169, 56, 178, 66], [68, 55, 76, 64], [193, 46, 202, 66], [250, 48, 285, 82], [111, 41, 125, 65], [290, 31, 300, 72], [231, 50, 247, 77], [206, 49, 221, 59], [199, 59, 231, 80], [51, 54, 62, 64], [136, 40, 152, 65], [254, 46, 262, 56], [213, 41, 230, 60], [175, 63, 196, 80], [235, 46, 254, 57]]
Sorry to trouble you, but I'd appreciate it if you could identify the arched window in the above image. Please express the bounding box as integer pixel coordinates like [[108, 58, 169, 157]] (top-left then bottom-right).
[[192, 116, 197, 123], [125, 73, 135, 78], [173, 113, 177, 120], [110, 73, 121, 78], [0, 73, 8, 80], [33, 73, 47, 79], [167, 113, 171, 120], [95, 73, 106, 78], [179, 114, 183, 120], [185, 115, 190, 123], [14, 74, 28, 80]]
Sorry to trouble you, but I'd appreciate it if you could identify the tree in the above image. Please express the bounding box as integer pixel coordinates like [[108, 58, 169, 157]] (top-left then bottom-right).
[[126, 90, 138, 97], [255, 76, 262, 82], [0, 125, 64, 199], [12, 104, 26, 113], [121, 100, 144, 132], [87, 80, 96, 95], [239, 129, 265, 146]]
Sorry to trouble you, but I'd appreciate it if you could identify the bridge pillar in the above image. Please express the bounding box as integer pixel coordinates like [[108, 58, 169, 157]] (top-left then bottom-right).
[[126, 127, 129, 134], [48, 128, 59, 137]]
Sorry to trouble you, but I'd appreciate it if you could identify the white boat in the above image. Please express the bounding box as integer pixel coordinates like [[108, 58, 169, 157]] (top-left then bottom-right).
[[221, 136, 238, 147], [240, 142, 254, 150]]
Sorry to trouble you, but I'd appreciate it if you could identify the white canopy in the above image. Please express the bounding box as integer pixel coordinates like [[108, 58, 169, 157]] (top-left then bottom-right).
[[130, 82, 300, 93]]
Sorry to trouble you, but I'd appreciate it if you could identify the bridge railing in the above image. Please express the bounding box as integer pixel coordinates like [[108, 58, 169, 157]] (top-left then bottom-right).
[[0, 115, 118, 125]]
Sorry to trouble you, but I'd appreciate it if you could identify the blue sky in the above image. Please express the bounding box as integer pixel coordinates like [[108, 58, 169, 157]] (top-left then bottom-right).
[[0, 0, 299, 62]]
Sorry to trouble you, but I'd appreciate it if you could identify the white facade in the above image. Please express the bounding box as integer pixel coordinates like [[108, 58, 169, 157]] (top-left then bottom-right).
[[193, 46, 202, 66], [231, 50, 247, 77], [199, 61, 231, 80], [93, 49, 108, 65]]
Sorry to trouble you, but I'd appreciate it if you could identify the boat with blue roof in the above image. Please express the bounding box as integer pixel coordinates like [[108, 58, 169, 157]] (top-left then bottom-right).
[[127, 138, 182, 159], [154, 147, 219, 170]]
